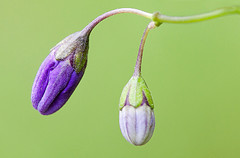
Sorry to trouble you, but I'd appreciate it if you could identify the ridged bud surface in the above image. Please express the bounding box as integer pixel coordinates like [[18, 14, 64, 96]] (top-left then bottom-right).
[[119, 76, 155, 146], [31, 31, 89, 115]]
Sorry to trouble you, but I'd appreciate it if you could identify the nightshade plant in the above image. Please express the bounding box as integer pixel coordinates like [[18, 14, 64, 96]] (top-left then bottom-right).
[[31, 6, 240, 145]]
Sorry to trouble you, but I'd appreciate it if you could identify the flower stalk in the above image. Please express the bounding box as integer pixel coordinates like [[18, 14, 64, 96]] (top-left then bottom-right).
[[81, 8, 153, 35], [81, 6, 240, 35], [133, 22, 159, 77], [152, 6, 240, 24]]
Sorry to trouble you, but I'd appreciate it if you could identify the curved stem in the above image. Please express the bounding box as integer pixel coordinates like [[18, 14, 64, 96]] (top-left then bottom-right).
[[81, 6, 240, 35], [153, 6, 240, 24], [81, 8, 152, 35], [133, 22, 158, 77]]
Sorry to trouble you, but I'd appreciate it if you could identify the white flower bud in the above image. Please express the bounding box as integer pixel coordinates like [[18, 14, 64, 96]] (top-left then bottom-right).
[[119, 76, 155, 146], [119, 104, 155, 146]]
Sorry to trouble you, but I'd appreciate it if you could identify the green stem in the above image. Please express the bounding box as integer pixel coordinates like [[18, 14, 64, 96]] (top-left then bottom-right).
[[81, 6, 240, 35], [152, 6, 240, 24]]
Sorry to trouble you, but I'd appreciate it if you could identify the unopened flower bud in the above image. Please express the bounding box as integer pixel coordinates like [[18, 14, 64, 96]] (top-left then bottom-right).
[[31, 31, 89, 115], [119, 75, 155, 146]]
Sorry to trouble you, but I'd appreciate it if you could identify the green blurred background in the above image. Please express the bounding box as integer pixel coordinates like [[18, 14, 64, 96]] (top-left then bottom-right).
[[1, 0, 240, 157]]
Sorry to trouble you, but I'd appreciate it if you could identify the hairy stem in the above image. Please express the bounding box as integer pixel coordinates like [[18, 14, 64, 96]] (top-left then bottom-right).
[[80, 6, 239, 74], [81, 6, 239, 35], [133, 22, 158, 77], [81, 8, 152, 35]]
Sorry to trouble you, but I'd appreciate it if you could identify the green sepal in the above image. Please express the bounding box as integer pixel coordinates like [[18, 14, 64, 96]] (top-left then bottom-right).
[[73, 50, 88, 73], [52, 31, 89, 73], [119, 81, 131, 109], [54, 31, 83, 60], [142, 79, 154, 109], [119, 75, 154, 110], [128, 76, 144, 108], [53, 31, 89, 61]]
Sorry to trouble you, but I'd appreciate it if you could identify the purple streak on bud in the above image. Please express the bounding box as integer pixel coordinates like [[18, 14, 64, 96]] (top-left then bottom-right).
[[141, 91, 150, 106], [119, 104, 155, 146]]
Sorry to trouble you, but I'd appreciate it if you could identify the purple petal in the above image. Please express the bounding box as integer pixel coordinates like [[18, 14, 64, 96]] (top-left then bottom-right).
[[40, 62, 87, 115], [36, 60, 74, 114], [31, 52, 58, 109]]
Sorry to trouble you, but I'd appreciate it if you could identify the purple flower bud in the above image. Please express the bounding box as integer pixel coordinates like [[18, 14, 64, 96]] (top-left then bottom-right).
[[31, 31, 89, 115]]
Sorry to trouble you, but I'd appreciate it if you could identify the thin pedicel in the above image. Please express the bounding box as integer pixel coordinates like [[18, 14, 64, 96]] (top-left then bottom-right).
[[119, 22, 157, 146]]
